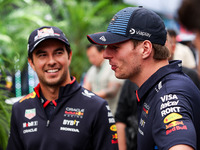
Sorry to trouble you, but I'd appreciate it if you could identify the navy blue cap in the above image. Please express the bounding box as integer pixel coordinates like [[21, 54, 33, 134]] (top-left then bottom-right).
[[28, 26, 70, 54], [87, 7, 167, 46]]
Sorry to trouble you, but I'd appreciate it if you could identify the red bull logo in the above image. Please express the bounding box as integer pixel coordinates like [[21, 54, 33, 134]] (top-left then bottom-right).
[[112, 133, 118, 139], [65, 111, 84, 116], [111, 139, 118, 144], [166, 121, 184, 129], [166, 125, 187, 135], [20, 92, 36, 103]]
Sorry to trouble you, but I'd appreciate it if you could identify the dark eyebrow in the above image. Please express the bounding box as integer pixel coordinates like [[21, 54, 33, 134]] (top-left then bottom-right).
[[54, 47, 65, 52], [35, 49, 46, 55], [35, 47, 65, 55]]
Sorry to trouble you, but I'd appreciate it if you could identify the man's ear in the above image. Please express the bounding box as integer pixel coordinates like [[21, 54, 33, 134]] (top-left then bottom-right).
[[142, 40, 152, 59], [68, 51, 72, 65], [28, 58, 36, 72]]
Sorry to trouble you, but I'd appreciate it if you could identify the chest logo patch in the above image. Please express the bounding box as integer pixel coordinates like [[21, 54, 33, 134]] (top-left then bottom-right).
[[25, 108, 36, 120]]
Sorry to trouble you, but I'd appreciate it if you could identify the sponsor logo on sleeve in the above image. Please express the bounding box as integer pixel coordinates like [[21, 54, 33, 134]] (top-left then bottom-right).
[[160, 94, 180, 117], [163, 113, 183, 124], [111, 133, 118, 144], [160, 94, 178, 103], [110, 125, 117, 132], [106, 105, 116, 124], [161, 107, 181, 117], [165, 121, 184, 129], [166, 125, 187, 135], [106, 105, 111, 111]]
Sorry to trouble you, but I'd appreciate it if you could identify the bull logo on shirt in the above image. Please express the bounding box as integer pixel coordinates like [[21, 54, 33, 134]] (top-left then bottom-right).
[[20, 92, 36, 103]]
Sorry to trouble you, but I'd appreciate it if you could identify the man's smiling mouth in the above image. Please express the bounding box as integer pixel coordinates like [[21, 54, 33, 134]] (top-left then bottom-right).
[[46, 69, 59, 73]]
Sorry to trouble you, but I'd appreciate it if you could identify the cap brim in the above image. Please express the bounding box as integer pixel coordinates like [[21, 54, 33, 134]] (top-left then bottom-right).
[[87, 32, 130, 45]]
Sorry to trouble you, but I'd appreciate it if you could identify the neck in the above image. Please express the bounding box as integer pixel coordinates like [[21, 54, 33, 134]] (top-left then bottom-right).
[[40, 85, 59, 101], [132, 59, 169, 87]]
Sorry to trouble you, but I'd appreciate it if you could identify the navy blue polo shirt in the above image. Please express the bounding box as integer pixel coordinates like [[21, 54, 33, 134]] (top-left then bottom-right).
[[136, 60, 200, 150]]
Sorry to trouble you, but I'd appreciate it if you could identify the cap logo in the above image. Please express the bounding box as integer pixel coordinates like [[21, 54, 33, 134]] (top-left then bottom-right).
[[99, 36, 106, 42], [132, 29, 151, 38], [129, 28, 135, 34], [110, 15, 118, 25], [34, 28, 60, 42]]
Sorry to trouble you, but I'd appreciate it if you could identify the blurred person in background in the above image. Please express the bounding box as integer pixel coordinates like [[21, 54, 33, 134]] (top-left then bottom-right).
[[178, 0, 200, 77], [167, 29, 196, 69], [115, 80, 138, 150], [83, 44, 124, 115], [167, 30, 200, 89]]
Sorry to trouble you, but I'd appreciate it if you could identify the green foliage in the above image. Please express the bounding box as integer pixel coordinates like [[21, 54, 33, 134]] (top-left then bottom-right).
[[0, 74, 13, 150], [0, 97, 12, 150]]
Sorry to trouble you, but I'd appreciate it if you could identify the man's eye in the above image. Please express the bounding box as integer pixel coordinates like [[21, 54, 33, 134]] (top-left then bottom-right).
[[109, 45, 119, 50], [38, 53, 46, 57], [56, 51, 63, 55]]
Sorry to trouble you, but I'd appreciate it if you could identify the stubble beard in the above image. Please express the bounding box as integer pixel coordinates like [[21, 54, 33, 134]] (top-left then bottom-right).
[[39, 71, 69, 88]]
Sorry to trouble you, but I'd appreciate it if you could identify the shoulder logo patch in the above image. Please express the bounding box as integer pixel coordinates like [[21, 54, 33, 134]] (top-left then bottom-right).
[[82, 89, 95, 98], [20, 92, 36, 103]]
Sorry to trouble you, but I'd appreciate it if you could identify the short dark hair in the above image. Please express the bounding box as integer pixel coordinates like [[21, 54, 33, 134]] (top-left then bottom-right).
[[178, 0, 200, 31], [86, 44, 105, 52], [167, 29, 177, 38]]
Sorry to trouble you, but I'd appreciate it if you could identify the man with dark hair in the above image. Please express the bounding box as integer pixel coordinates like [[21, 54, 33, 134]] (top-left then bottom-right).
[[178, 0, 200, 77], [166, 30, 200, 89], [7, 26, 118, 150], [87, 7, 200, 150], [83, 44, 124, 115], [167, 29, 196, 69]]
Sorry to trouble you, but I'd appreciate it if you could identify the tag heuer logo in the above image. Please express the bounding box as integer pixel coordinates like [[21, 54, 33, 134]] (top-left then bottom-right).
[[25, 108, 36, 120]]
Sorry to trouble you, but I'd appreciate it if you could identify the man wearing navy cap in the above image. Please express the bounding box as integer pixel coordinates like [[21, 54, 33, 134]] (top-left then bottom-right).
[[7, 26, 119, 150], [87, 7, 200, 150]]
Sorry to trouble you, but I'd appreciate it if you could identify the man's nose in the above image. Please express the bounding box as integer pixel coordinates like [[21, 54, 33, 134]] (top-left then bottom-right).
[[103, 48, 111, 59], [47, 55, 56, 66]]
